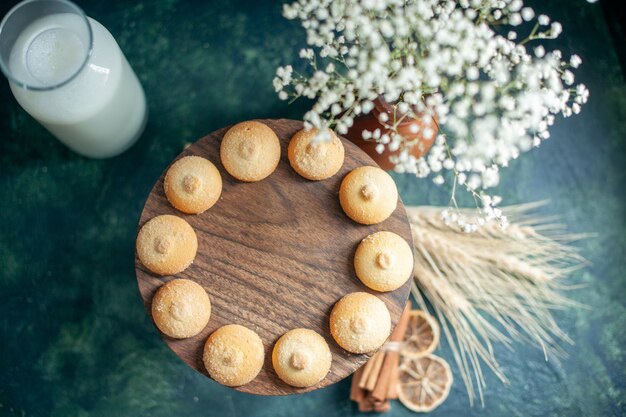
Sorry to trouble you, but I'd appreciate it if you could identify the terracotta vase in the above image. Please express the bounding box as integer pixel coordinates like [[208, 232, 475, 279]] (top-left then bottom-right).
[[342, 97, 438, 170]]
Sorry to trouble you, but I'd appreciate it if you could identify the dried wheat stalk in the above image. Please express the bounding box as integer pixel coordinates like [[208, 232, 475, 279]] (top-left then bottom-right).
[[406, 202, 588, 406]]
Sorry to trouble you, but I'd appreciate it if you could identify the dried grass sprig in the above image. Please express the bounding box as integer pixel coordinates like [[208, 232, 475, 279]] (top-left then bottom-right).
[[406, 202, 588, 406]]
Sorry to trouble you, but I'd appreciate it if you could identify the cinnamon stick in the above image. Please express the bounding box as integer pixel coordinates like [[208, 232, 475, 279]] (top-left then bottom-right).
[[373, 399, 391, 413], [371, 301, 412, 401], [358, 351, 377, 388], [350, 366, 366, 403], [386, 360, 399, 399], [365, 351, 386, 391], [358, 395, 374, 412]]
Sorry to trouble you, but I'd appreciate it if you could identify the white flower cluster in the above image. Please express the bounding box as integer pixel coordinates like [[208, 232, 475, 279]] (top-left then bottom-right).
[[274, 0, 589, 230]]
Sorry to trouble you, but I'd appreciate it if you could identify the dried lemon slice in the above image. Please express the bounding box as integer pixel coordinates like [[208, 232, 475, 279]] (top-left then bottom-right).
[[397, 354, 453, 413], [401, 310, 440, 358]]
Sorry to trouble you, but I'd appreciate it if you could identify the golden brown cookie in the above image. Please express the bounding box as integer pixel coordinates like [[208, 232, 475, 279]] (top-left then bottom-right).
[[136, 215, 198, 276], [203, 324, 265, 386], [339, 166, 398, 225], [272, 328, 332, 388], [288, 128, 345, 180], [330, 292, 391, 354], [164, 155, 222, 214], [220, 121, 281, 182], [354, 231, 414, 292], [151, 279, 211, 339]]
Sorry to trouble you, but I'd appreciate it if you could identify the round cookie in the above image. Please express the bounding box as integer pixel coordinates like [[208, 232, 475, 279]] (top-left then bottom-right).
[[151, 279, 211, 339], [288, 128, 345, 180], [330, 292, 391, 354], [354, 231, 414, 292], [136, 215, 198, 276], [339, 166, 398, 225], [164, 155, 222, 214], [220, 121, 281, 182], [203, 324, 265, 386], [272, 328, 332, 388]]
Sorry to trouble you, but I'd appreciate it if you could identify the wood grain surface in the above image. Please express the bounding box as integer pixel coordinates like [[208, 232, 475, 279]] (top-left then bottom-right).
[[135, 119, 413, 395]]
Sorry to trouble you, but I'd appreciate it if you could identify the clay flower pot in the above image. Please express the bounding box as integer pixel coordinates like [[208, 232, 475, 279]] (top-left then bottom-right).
[[342, 97, 438, 170]]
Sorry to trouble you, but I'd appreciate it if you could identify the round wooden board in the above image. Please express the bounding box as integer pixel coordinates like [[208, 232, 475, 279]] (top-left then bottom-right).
[[135, 119, 413, 395]]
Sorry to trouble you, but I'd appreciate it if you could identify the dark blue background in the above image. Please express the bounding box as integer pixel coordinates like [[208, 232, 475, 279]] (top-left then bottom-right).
[[0, 0, 624, 416]]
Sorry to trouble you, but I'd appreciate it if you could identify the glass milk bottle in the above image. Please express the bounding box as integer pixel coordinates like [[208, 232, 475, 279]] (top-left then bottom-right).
[[0, 0, 147, 158]]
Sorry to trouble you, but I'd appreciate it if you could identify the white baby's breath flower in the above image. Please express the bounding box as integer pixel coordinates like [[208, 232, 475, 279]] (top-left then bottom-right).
[[550, 22, 563, 37], [467, 66, 480, 80], [482, 166, 500, 188], [362, 100, 374, 114], [509, 13, 522, 26], [521, 7, 534, 21], [538, 14, 550, 25], [562, 70, 575, 85], [534, 45, 546, 58], [299, 48, 314, 59], [509, 0, 523, 12], [276, 0, 588, 229]]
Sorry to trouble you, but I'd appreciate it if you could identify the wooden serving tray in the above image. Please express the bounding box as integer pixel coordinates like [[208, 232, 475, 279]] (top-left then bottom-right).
[[135, 119, 413, 395]]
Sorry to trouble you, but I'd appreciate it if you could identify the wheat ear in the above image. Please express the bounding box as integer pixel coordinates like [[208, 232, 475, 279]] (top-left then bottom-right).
[[406, 202, 588, 406]]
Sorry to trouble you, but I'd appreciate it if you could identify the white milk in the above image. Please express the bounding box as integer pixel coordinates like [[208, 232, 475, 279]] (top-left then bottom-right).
[[8, 13, 146, 158]]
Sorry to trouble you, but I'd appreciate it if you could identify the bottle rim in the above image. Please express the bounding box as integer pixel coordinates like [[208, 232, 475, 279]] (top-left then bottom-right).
[[0, 0, 94, 91]]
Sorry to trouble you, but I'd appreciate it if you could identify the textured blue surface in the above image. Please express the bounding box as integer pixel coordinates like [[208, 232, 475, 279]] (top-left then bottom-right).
[[0, 0, 624, 416]]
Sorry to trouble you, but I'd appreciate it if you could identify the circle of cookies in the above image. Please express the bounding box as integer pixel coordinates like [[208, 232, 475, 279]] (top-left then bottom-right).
[[288, 128, 345, 180], [220, 121, 281, 182], [330, 292, 391, 354], [339, 166, 398, 225], [354, 231, 414, 292], [138, 120, 413, 392], [136, 214, 198, 276], [272, 328, 332, 388], [164, 155, 222, 214], [151, 279, 212, 339], [203, 324, 265, 387]]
